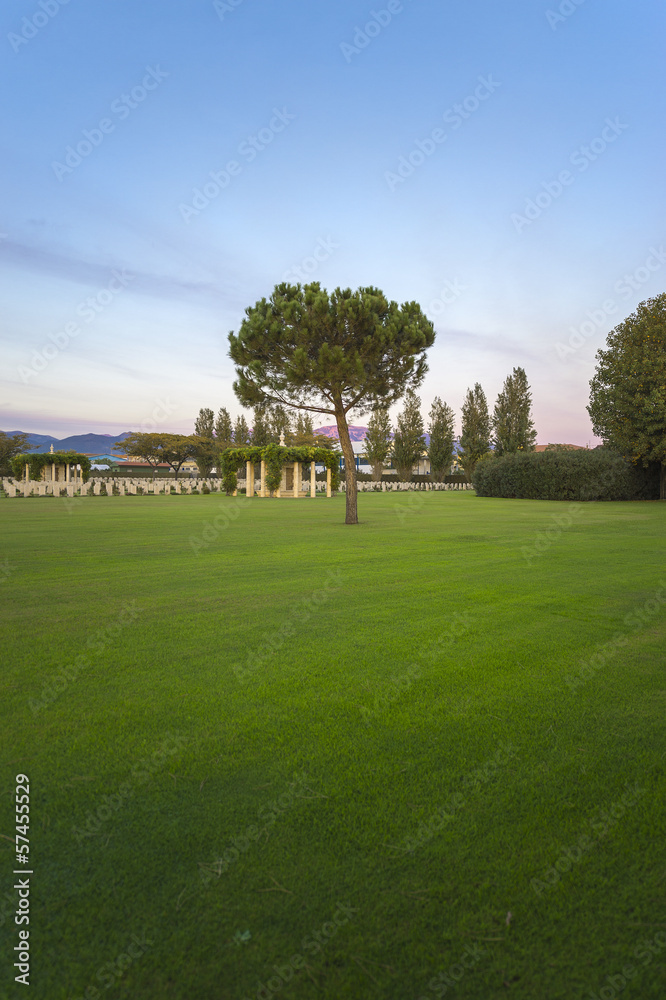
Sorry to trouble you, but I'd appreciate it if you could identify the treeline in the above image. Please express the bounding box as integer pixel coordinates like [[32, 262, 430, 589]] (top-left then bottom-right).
[[113, 368, 536, 481], [114, 403, 337, 478], [366, 366, 537, 481]]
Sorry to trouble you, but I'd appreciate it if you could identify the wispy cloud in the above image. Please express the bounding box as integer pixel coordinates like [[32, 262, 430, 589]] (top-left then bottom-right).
[[432, 325, 543, 364], [0, 239, 234, 305]]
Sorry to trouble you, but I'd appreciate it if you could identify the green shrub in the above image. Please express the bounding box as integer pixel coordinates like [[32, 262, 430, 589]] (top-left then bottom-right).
[[472, 448, 659, 501]]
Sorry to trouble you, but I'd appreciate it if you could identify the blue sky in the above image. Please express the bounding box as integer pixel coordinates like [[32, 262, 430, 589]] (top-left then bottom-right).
[[1, 0, 664, 443]]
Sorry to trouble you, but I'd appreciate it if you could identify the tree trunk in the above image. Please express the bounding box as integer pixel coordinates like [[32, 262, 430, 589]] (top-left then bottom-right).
[[334, 406, 358, 524], [661, 462, 666, 500]]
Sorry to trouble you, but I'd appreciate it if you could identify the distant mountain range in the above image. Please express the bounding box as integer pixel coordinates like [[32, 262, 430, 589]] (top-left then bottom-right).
[[4, 431, 133, 454], [3, 425, 440, 453], [313, 425, 368, 442]]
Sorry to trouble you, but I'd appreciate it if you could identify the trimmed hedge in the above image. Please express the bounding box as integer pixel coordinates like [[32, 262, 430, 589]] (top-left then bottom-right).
[[354, 472, 468, 484], [472, 449, 660, 501]]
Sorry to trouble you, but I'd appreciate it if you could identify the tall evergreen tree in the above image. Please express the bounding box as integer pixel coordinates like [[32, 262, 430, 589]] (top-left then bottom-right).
[[363, 408, 392, 480], [233, 414, 251, 446], [268, 405, 292, 444], [194, 407, 215, 439], [192, 408, 216, 476], [458, 383, 490, 478], [214, 407, 234, 449], [492, 367, 537, 455], [251, 406, 271, 446], [291, 412, 315, 445], [392, 390, 425, 480], [427, 397, 456, 482]]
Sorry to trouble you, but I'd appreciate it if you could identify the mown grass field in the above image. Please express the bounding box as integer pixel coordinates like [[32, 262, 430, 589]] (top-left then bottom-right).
[[1, 491, 665, 1000]]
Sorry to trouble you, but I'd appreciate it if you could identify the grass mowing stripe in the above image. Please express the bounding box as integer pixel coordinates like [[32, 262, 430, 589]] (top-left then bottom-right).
[[0, 493, 664, 998]]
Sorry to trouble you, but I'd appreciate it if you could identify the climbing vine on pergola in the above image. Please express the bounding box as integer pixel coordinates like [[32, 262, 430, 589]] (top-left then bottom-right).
[[218, 444, 340, 496], [11, 452, 91, 482]]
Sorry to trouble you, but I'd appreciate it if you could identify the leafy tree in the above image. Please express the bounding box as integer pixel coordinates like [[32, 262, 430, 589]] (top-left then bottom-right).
[[458, 383, 490, 479], [194, 407, 215, 439], [0, 431, 32, 477], [159, 434, 197, 479], [114, 432, 195, 479], [114, 432, 163, 476], [228, 282, 434, 523], [214, 408, 234, 449], [427, 397, 456, 482], [392, 390, 425, 480], [492, 367, 537, 455], [233, 415, 251, 447], [588, 293, 666, 499], [363, 407, 392, 480]]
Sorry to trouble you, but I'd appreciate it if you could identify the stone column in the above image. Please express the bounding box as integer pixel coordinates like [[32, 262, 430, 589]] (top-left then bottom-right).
[[66, 464, 70, 483], [310, 461, 316, 498], [246, 461, 254, 497], [293, 461, 300, 498], [326, 467, 332, 498], [260, 460, 266, 497], [51, 463, 56, 482]]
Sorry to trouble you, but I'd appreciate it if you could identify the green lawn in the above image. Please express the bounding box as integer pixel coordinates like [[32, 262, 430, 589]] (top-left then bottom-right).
[[1, 492, 665, 1000]]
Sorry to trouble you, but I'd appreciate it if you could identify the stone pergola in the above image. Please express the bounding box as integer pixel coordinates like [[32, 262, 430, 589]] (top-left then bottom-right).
[[245, 457, 332, 498], [13, 447, 91, 488], [219, 445, 339, 498]]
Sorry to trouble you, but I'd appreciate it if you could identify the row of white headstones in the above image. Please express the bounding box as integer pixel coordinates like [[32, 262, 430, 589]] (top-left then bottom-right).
[[1, 477, 471, 497], [0, 477, 333, 497]]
